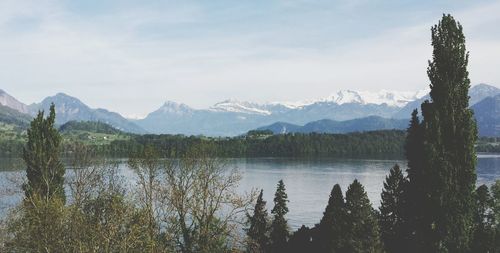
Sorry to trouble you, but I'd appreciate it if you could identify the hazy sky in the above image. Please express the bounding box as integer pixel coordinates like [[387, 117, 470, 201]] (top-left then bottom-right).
[[0, 0, 499, 118]]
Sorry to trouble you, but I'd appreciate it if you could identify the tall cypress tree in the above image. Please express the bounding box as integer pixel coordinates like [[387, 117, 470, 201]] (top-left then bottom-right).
[[270, 180, 289, 253], [344, 180, 383, 253], [23, 104, 66, 203], [247, 189, 269, 253], [379, 164, 408, 253], [316, 184, 346, 253], [408, 14, 477, 252]]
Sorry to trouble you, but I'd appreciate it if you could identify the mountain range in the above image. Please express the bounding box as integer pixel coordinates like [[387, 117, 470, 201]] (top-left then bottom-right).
[[0, 91, 146, 133], [257, 116, 410, 134], [1, 83, 499, 136]]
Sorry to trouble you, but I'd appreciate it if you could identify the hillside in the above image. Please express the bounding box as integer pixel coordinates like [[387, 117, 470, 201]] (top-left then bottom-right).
[[0, 104, 32, 128], [59, 121, 131, 146], [257, 116, 409, 134], [471, 94, 500, 137], [29, 93, 146, 134], [60, 121, 124, 135]]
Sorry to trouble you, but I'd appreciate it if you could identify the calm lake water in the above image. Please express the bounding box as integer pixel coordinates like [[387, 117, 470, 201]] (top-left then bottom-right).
[[1, 154, 499, 229]]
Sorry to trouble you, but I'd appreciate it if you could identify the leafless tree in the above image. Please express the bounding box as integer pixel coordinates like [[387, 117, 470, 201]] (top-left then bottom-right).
[[163, 145, 256, 253]]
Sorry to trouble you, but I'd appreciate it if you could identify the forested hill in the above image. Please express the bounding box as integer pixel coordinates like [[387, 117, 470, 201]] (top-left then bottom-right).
[[59, 121, 124, 135], [80, 130, 407, 158], [0, 126, 407, 157], [0, 104, 31, 128]]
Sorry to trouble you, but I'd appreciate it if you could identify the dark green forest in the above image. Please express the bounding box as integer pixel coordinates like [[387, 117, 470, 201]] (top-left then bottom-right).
[[0, 127, 407, 158], [1, 120, 497, 158]]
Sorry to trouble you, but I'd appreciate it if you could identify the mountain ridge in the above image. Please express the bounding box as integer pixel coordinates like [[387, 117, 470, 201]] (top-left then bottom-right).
[[28, 93, 147, 134], [257, 116, 410, 134], [1, 83, 498, 136]]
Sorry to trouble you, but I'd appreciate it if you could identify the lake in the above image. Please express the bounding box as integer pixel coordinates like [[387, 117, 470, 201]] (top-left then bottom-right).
[[1, 154, 499, 229]]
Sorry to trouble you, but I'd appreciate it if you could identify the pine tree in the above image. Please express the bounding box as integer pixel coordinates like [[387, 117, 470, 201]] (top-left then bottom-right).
[[269, 180, 289, 253], [344, 180, 383, 253], [379, 164, 409, 253], [470, 185, 495, 253], [415, 14, 478, 252], [23, 103, 66, 203], [247, 189, 269, 253], [316, 184, 346, 253]]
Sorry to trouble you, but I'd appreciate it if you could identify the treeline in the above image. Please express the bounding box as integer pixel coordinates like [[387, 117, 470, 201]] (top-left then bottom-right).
[[91, 130, 406, 158], [0, 129, 406, 158], [476, 137, 500, 153]]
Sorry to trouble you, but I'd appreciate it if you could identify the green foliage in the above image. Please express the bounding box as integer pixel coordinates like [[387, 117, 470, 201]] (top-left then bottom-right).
[[6, 196, 67, 252], [470, 185, 496, 253], [491, 181, 500, 251], [0, 104, 31, 128], [407, 14, 478, 252], [97, 130, 407, 158], [287, 225, 313, 253], [476, 137, 500, 152], [379, 164, 409, 253], [246, 189, 270, 253], [315, 184, 346, 253], [403, 110, 427, 251], [270, 180, 289, 253], [23, 104, 66, 203], [344, 180, 383, 253], [59, 120, 123, 135]]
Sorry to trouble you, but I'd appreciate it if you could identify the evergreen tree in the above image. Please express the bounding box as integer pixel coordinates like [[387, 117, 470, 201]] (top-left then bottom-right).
[[491, 180, 500, 250], [269, 180, 289, 253], [470, 185, 495, 253], [379, 164, 409, 253], [344, 180, 383, 253], [247, 189, 269, 253], [316, 184, 346, 253], [23, 104, 66, 203], [415, 14, 477, 252], [403, 109, 426, 251], [287, 225, 312, 253]]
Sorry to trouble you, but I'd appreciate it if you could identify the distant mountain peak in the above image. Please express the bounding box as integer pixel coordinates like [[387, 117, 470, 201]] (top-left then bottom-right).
[[0, 88, 29, 114], [323, 89, 428, 107], [469, 83, 500, 105], [27, 92, 146, 133], [210, 99, 272, 115], [159, 101, 193, 114]]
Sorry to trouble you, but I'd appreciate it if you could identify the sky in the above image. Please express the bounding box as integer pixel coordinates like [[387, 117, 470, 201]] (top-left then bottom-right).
[[0, 0, 499, 118]]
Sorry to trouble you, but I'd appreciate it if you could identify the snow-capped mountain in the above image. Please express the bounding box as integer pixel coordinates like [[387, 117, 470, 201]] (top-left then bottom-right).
[[203, 89, 429, 116], [322, 89, 428, 107], [2, 84, 498, 136], [393, 83, 500, 119], [209, 99, 272, 115], [136, 84, 499, 136], [137, 88, 430, 135]]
